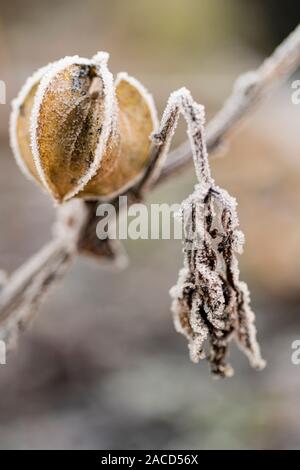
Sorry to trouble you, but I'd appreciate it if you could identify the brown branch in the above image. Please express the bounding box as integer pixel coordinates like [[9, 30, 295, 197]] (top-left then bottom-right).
[[157, 23, 300, 185], [1, 24, 300, 345]]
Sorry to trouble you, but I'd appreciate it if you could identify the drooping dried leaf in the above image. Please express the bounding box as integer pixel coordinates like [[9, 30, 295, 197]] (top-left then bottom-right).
[[166, 88, 265, 377]]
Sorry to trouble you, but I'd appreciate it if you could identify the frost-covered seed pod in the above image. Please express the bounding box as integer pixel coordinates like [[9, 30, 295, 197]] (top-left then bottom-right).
[[10, 53, 158, 203]]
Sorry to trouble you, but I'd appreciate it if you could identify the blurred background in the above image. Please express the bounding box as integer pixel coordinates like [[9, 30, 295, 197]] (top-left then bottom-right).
[[0, 0, 300, 450]]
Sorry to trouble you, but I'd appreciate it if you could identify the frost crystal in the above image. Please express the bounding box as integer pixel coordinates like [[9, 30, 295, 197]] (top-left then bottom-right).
[[169, 90, 266, 377], [10, 63, 51, 182]]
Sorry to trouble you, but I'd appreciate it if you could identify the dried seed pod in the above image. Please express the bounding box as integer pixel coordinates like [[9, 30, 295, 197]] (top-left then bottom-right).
[[10, 53, 157, 203]]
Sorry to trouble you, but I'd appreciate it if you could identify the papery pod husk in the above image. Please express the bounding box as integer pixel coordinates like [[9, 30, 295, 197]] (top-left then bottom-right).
[[80, 73, 157, 199], [10, 53, 158, 203]]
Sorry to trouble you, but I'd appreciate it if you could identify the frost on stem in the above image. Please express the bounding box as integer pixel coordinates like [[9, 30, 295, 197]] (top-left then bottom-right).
[[168, 89, 266, 378]]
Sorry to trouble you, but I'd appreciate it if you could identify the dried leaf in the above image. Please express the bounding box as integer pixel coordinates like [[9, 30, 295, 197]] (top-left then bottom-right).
[[168, 90, 266, 377]]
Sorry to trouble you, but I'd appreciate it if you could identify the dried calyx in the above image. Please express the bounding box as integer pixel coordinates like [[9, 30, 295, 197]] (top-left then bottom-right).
[[10, 53, 158, 203], [170, 100, 266, 378]]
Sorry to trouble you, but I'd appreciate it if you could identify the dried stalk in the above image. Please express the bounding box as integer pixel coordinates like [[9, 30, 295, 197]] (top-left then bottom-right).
[[1, 24, 300, 347]]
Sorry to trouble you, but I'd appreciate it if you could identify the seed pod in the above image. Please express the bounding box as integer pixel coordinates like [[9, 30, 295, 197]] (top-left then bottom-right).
[[10, 53, 158, 203]]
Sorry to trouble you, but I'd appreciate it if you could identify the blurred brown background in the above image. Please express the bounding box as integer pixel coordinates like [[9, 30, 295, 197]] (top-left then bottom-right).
[[0, 0, 300, 450]]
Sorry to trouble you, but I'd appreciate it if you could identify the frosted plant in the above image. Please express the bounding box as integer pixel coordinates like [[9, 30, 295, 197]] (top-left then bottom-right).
[[167, 92, 266, 377], [1, 24, 300, 375]]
